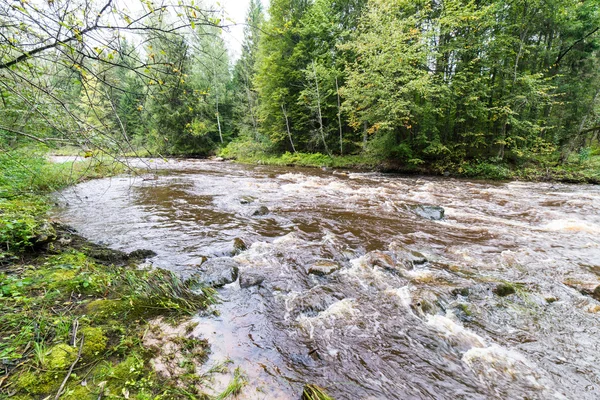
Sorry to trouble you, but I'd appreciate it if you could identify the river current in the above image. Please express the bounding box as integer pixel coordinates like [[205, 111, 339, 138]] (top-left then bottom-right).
[[54, 158, 600, 399]]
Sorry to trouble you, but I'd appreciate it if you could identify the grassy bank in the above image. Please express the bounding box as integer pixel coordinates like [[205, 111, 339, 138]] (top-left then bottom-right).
[[0, 150, 246, 399], [219, 140, 600, 183]]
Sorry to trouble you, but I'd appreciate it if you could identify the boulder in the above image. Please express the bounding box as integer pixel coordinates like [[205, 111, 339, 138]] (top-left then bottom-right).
[[195, 257, 239, 288], [411, 205, 445, 221], [307, 260, 340, 276]]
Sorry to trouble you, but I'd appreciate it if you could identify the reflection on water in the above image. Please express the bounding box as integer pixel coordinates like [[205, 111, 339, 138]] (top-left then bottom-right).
[[55, 158, 600, 399]]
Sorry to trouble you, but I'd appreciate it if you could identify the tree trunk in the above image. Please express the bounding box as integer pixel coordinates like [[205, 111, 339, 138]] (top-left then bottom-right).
[[216, 92, 223, 143], [335, 76, 343, 156], [312, 61, 331, 157], [281, 103, 296, 153]]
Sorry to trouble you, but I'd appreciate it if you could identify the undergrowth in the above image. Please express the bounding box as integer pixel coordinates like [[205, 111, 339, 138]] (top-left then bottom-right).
[[220, 138, 600, 183]]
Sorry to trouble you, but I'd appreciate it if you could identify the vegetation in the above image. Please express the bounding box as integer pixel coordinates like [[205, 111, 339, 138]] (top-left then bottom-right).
[[1, 0, 598, 179], [0, 153, 252, 399]]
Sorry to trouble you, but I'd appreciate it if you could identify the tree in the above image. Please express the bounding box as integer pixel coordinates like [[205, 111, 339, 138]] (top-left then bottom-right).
[[0, 0, 222, 154]]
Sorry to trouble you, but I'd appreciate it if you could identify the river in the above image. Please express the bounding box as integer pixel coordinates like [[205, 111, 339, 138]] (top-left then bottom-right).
[[54, 158, 600, 399]]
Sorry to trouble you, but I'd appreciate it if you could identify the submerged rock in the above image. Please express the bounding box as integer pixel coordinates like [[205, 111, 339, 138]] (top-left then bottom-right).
[[193, 257, 239, 287], [307, 260, 341, 276], [252, 205, 270, 216], [411, 205, 445, 220]]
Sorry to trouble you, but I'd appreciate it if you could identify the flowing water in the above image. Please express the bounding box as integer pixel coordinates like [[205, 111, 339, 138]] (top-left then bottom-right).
[[54, 158, 600, 399]]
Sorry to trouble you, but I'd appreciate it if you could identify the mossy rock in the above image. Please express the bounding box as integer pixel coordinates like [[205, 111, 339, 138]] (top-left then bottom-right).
[[80, 326, 108, 359], [493, 283, 516, 297], [46, 343, 77, 370]]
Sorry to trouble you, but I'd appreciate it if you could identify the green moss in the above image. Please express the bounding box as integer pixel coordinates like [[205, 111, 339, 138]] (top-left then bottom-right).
[[62, 385, 94, 400], [80, 326, 108, 359], [46, 343, 77, 370], [493, 283, 516, 297], [14, 371, 58, 395], [86, 299, 127, 320]]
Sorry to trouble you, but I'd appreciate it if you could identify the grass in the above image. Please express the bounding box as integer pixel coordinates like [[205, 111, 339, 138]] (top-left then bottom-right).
[[302, 384, 334, 400], [214, 367, 247, 400]]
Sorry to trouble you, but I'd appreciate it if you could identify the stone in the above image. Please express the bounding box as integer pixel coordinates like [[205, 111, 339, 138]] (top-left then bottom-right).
[[307, 260, 340, 276], [240, 196, 256, 204], [128, 249, 157, 260], [195, 257, 239, 287], [239, 271, 265, 288], [411, 205, 445, 220], [232, 238, 247, 255], [252, 206, 270, 216], [365, 251, 396, 270], [389, 242, 428, 269]]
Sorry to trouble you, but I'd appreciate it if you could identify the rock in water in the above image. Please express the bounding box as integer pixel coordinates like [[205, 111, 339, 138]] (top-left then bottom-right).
[[411, 205, 445, 220], [388, 241, 428, 268], [252, 206, 270, 216], [307, 260, 341, 276], [194, 257, 239, 287], [240, 196, 255, 204], [232, 238, 247, 255], [239, 271, 265, 288]]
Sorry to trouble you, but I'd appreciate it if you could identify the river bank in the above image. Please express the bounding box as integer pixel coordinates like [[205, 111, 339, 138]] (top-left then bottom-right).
[[218, 143, 600, 184], [0, 154, 253, 399]]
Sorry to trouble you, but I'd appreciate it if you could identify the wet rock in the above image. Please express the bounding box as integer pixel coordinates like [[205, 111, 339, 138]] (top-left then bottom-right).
[[239, 271, 265, 288], [287, 287, 343, 318], [231, 238, 247, 255], [411, 205, 445, 220], [307, 260, 340, 276], [590, 286, 600, 301], [493, 283, 516, 297], [252, 205, 270, 216], [452, 287, 470, 297], [389, 242, 428, 268], [239, 196, 255, 204], [194, 257, 239, 288], [85, 247, 129, 263], [365, 250, 396, 271], [212, 156, 225, 161], [128, 249, 157, 260]]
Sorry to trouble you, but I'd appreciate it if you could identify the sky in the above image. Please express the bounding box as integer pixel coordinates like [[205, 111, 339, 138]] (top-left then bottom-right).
[[217, 0, 268, 61]]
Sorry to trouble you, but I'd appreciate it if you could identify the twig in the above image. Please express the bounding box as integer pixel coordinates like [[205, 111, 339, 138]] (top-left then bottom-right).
[[71, 318, 79, 346], [54, 334, 84, 400]]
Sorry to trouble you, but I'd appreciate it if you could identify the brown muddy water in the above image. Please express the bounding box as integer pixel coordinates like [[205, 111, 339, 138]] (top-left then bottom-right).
[[53, 158, 600, 399]]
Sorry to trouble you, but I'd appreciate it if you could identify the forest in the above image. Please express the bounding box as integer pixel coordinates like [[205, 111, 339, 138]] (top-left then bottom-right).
[[1, 0, 600, 173]]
